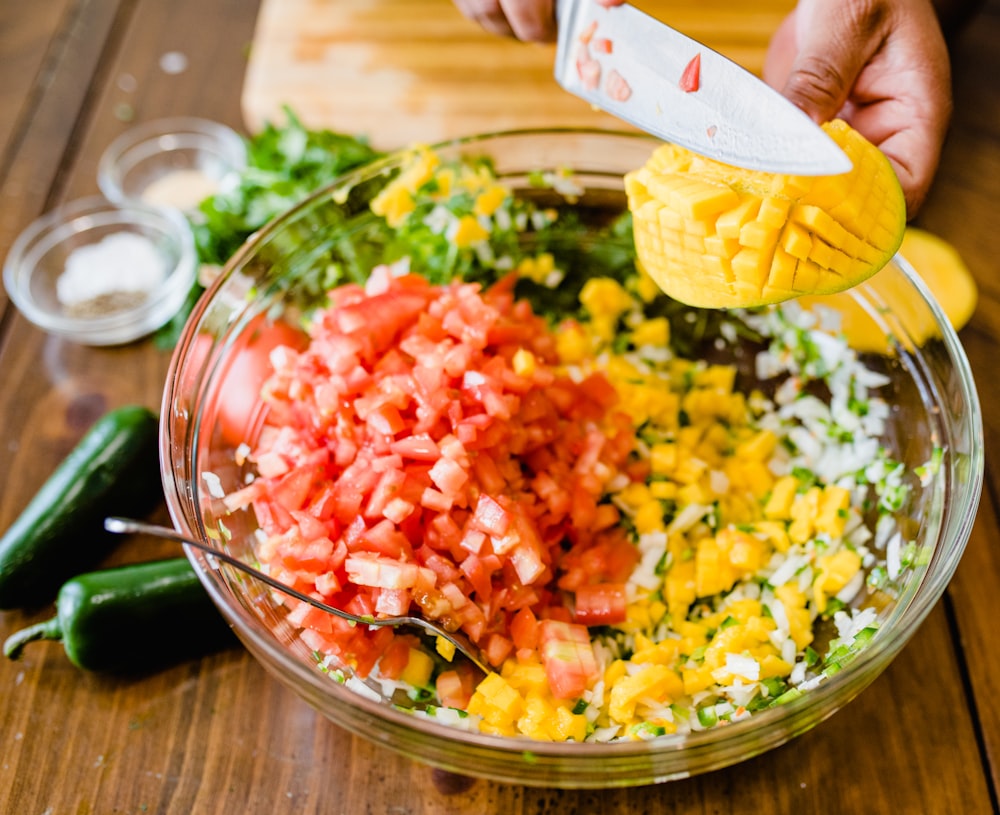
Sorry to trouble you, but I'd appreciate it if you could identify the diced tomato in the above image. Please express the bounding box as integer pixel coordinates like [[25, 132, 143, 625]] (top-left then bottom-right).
[[367, 404, 406, 436], [591, 502, 621, 531], [290, 509, 332, 543], [460, 553, 493, 601], [471, 493, 509, 537], [680, 52, 701, 93], [510, 607, 539, 651], [202, 319, 309, 447], [334, 287, 432, 350], [428, 455, 468, 495], [427, 511, 463, 552], [484, 634, 514, 667], [375, 587, 411, 616], [274, 535, 334, 573], [365, 468, 408, 519], [390, 434, 440, 460], [436, 668, 474, 710], [416, 546, 463, 585], [538, 620, 600, 700], [558, 530, 638, 590], [420, 487, 454, 513], [234, 274, 644, 680], [377, 636, 413, 679], [574, 582, 627, 626], [270, 465, 319, 512], [352, 626, 395, 677], [507, 523, 547, 586], [604, 69, 632, 102], [576, 50, 601, 90], [346, 553, 422, 590], [287, 600, 336, 634], [315, 570, 342, 595], [382, 497, 415, 524], [358, 518, 412, 559]]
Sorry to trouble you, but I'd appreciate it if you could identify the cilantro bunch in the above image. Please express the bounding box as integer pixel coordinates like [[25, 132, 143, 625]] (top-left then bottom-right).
[[156, 108, 381, 346], [192, 108, 381, 266]]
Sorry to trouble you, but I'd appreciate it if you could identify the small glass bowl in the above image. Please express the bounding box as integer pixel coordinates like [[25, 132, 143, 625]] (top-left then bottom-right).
[[161, 130, 983, 787], [97, 117, 247, 212], [3, 196, 197, 346]]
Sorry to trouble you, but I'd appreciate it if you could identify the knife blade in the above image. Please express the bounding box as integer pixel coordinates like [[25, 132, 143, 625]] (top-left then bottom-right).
[[554, 0, 852, 175]]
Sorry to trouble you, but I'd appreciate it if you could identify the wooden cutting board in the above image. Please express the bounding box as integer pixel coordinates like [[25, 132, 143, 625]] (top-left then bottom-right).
[[241, 0, 794, 150]]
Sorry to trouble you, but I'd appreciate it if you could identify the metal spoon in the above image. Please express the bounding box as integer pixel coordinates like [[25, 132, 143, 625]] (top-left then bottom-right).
[[104, 517, 488, 673]]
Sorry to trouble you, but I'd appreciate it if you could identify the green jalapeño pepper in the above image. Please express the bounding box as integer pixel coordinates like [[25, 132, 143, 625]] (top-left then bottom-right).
[[3, 558, 237, 673], [0, 405, 162, 609]]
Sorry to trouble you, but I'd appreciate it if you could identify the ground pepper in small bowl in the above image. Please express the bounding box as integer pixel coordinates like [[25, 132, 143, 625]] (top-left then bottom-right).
[[3, 196, 196, 345]]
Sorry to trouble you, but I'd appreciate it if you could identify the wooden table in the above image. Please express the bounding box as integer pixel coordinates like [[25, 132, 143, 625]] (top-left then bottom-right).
[[1, 1, 998, 812]]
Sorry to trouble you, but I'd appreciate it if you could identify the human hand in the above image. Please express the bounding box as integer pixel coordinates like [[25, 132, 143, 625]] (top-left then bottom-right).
[[450, 0, 628, 40], [451, 0, 559, 41], [452, 0, 953, 217], [763, 0, 952, 217]]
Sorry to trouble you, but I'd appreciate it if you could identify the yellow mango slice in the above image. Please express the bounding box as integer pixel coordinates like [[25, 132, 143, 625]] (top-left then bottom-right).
[[798, 227, 977, 354], [898, 227, 978, 333], [625, 119, 907, 309]]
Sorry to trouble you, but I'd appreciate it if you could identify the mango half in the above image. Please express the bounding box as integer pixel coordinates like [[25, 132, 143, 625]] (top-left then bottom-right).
[[625, 119, 907, 309]]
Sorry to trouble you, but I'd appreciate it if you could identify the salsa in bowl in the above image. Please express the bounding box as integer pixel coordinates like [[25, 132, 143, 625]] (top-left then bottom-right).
[[160, 129, 981, 787]]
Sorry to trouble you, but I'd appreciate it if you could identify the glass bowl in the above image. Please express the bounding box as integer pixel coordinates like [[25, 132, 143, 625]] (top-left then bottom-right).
[[3, 196, 197, 346], [98, 117, 247, 213], [160, 129, 983, 788]]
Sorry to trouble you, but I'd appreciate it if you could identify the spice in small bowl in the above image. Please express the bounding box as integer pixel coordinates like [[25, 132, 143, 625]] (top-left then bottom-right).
[[3, 197, 197, 345], [98, 117, 247, 213]]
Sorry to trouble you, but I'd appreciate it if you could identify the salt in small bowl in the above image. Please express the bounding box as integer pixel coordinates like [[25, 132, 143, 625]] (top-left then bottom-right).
[[3, 196, 197, 346]]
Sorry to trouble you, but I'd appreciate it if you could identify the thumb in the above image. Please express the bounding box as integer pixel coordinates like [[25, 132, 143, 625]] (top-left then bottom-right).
[[779, 2, 883, 122]]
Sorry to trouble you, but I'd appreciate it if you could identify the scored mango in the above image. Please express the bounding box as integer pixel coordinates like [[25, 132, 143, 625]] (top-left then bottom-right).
[[625, 119, 907, 309]]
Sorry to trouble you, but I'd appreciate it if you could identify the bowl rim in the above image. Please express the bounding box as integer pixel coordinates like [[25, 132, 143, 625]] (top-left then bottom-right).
[[161, 126, 985, 778]]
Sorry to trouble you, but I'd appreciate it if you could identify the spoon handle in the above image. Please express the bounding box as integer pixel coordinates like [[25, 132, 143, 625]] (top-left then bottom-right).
[[104, 517, 487, 672]]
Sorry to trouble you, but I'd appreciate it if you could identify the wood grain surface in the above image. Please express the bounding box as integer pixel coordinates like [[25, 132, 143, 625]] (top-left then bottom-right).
[[0, 1, 999, 813], [241, 0, 797, 148]]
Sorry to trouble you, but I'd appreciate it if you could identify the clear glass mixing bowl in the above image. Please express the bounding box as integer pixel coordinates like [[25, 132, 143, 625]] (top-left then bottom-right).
[[160, 130, 982, 788]]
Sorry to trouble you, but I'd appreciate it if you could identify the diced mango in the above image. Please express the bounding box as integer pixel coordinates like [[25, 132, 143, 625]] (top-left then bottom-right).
[[665, 557, 697, 621], [788, 486, 822, 543], [764, 475, 798, 520], [695, 535, 740, 597], [813, 548, 863, 612], [608, 664, 684, 724], [554, 321, 590, 364], [752, 520, 791, 553], [625, 119, 906, 308], [774, 584, 814, 649], [649, 480, 678, 500], [399, 647, 434, 687], [718, 527, 766, 572], [814, 485, 852, 538], [450, 214, 489, 247], [517, 252, 556, 284], [716, 197, 761, 240], [650, 442, 678, 474], [634, 500, 668, 534], [473, 184, 509, 216], [631, 316, 670, 347]]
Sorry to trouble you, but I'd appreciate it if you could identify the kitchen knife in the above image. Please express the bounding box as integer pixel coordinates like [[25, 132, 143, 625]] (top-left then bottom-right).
[[554, 0, 852, 175]]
